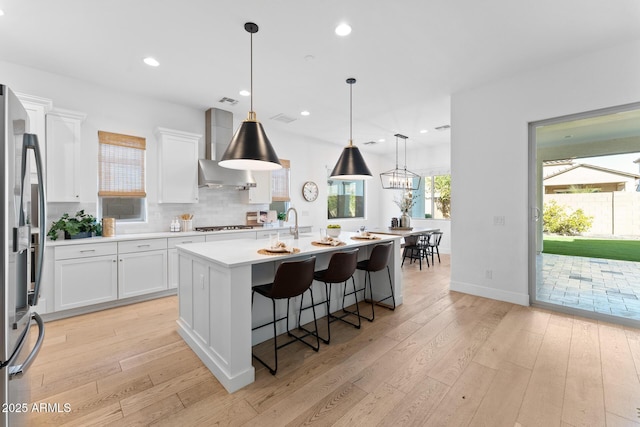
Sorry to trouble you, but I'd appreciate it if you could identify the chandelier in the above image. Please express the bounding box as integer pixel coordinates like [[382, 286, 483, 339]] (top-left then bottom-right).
[[379, 133, 421, 190]]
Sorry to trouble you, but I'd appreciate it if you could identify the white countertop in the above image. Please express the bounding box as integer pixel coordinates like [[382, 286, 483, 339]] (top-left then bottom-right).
[[176, 231, 400, 268], [45, 225, 311, 247]]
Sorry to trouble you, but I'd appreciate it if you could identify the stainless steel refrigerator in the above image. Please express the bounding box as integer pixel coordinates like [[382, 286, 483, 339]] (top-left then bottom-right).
[[1, 85, 46, 427]]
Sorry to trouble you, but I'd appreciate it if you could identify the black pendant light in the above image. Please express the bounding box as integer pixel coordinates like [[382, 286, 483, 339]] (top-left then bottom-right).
[[330, 78, 372, 180], [219, 22, 282, 171], [380, 133, 421, 190]]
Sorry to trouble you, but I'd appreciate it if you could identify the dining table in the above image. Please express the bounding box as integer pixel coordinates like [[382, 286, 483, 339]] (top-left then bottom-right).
[[366, 226, 440, 238]]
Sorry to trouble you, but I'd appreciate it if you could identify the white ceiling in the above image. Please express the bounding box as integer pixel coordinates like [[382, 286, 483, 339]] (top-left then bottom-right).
[[1, 0, 639, 154]]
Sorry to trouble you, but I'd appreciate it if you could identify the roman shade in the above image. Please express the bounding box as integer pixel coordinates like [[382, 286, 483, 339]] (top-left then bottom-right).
[[271, 159, 290, 202], [98, 131, 146, 197]]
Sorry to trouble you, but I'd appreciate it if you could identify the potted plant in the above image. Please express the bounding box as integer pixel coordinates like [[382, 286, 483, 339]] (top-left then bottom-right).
[[277, 212, 286, 226], [327, 224, 341, 238], [47, 210, 103, 241]]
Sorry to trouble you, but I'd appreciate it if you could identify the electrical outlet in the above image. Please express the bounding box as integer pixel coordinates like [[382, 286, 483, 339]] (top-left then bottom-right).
[[485, 270, 493, 279], [493, 216, 505, 226]]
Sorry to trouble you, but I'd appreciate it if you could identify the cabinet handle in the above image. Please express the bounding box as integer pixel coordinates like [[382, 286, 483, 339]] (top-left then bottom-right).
[[80, 249, 95, 253], [137, 244, 151, 248], [113, 259, 116, 263], [182, 241, 193, 244]]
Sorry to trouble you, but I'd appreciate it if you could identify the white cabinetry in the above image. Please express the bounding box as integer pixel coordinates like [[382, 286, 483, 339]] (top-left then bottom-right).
[[155, 127, 201, 204], [118, 239, 168, 298], [46, 108, 86, 202], [15, 93, 53, 184], [248, 171, 271, 204], [205, 231, 256, 242], [168, 235, 206, 289], [54, 242, 118, 311]]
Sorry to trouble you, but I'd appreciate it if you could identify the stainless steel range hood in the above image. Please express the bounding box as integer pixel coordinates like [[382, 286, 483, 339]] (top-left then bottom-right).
[[198, 108, 256, 189]]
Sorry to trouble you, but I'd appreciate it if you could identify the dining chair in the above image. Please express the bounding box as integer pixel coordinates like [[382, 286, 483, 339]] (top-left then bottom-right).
[[426, 231, 443, 264]]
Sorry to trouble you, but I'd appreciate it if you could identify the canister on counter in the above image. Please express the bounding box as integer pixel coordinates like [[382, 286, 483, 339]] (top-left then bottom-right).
[[102, 217, 116, 237]]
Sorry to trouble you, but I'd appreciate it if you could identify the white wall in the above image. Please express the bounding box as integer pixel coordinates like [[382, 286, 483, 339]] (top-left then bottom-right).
[[450, 40, 640, 305], [0, 60, 388, 233]]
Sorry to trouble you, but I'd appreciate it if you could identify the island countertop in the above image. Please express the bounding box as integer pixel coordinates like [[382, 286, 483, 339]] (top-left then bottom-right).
[[176, 231, 400, 268]]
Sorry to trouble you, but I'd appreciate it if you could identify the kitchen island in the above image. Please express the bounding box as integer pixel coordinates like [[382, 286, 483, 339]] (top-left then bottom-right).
[[176, 232, 402, 392]]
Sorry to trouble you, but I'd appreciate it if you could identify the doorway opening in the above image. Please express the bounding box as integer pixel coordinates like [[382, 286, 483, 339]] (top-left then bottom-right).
[[529, 103, 640, 326]]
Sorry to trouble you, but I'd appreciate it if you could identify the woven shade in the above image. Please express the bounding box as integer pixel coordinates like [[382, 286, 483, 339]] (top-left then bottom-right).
[[271, 159, 290, 201], [98, 131, 146, 197]]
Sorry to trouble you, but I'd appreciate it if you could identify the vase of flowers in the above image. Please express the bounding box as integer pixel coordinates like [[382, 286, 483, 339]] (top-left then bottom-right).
[[393, 191, 417, 228], [400, 211, 411, 228]]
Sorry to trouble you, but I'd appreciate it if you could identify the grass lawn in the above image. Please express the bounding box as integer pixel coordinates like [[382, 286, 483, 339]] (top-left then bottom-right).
[[542, 235, 640, 262]]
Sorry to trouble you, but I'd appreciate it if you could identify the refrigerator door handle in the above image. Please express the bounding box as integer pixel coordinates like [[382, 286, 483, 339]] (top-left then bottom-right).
[[24, 133, 47, 306], [9, 313, 45, 379]]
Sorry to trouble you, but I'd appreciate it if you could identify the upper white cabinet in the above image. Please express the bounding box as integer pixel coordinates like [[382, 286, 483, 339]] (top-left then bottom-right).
[[248, 170, 271, 204], [155, 127, 201, 204], [15, 93, 53, 184], [46, 108, 86, 202]]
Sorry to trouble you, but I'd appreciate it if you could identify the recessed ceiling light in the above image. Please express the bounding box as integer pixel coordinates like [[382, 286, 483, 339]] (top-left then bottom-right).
[[420, 129, 428, 134], [378, 138, 385, 143], [300, 110, 310, 116], [0, 10, 5, 16], [143, 57, 160, 67], [335, 23, 352, 36], [239, 90, 250, 97]]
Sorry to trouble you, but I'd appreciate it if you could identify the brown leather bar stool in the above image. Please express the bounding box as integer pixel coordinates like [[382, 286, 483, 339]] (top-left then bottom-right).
[[350, 241, 394, 322], [300, 249, 359, 344], [251, 256, 319, 375]]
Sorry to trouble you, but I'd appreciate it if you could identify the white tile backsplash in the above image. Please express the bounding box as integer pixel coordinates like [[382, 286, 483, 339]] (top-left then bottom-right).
[[46, 187, 269, 235]]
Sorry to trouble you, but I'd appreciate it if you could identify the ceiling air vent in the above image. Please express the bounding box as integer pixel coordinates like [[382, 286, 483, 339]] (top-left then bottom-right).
[[363, 141, 377, 145], [218, 97, 239, 106], [270, 113, 297, 124], [435, 124, 451, 131]]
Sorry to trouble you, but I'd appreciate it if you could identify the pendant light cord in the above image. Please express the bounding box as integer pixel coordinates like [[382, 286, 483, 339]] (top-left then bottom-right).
[[250, 31, 253, 114], [349, 82, 353, 145]]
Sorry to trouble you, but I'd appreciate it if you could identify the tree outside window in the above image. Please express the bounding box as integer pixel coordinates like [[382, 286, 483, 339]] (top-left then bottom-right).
[[328, 179, 365, 219], [411, 174, 451, 219]]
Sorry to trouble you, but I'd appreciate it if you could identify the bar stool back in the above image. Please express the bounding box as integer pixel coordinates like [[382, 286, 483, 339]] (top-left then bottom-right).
[[251, 256, 319, 375], [353, 241, 394, 321]]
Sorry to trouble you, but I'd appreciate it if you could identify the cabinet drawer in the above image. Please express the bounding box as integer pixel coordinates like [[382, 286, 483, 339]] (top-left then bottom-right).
[[118, 238, 167, 254], [256, 230, 283, 239], [55, 242, 117, 260], [167, 235, 206, 249]]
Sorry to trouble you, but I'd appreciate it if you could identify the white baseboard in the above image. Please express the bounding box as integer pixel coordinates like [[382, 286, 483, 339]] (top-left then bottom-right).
[[450, 280, 529, 306]]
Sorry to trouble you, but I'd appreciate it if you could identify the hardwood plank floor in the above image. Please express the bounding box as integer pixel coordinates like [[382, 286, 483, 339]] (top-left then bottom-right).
[[26, 255, 640, 426]]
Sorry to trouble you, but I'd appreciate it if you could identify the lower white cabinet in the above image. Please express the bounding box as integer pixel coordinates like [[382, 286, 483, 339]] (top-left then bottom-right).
[[54, 243, 118, 311], [118, 239, 168, 298], [168, 235, 206, 289]]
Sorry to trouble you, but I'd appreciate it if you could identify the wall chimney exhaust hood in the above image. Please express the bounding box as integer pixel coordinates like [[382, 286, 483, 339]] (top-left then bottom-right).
[[198, 108, 256, 189]]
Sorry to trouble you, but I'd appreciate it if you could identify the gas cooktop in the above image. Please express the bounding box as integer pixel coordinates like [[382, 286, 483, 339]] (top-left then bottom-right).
[[194, 225, 254, 232]]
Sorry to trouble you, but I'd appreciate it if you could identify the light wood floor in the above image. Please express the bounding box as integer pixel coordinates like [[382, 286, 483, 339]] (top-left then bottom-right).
[[26, 255, 640, 426]]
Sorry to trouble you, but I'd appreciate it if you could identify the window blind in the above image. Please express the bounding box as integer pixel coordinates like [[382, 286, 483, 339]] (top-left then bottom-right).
[[98, 131, 146, 197], [271, 159, 290, 202]]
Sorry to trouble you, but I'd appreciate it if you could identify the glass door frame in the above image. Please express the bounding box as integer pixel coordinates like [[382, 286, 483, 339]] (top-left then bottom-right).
[[528, 102, 640, 327]]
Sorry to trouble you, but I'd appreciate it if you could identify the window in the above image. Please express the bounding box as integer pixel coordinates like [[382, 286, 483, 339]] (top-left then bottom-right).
[[271, 159, 290, 202], [411, 174, 451, 219], [327, 178, 365, 219], [98, 131, 147, 221], [269, 159, 291, 216]]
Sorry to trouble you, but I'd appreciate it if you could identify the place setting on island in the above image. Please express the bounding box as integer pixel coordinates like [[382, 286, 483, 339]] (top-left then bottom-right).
[[311, 226, 346, 247], [257, 232, 301, 255]]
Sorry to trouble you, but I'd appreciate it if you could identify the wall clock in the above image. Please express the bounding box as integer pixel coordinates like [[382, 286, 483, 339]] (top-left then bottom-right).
[[302, 181, 319, 202]]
